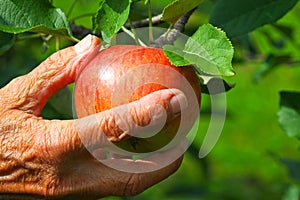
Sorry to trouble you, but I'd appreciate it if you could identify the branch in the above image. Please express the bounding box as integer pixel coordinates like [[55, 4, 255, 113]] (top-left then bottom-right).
[[124, 14, 162, 29], [151, 8, 197, 48], [69, 7, 197, 46], [70, 14, 163, 39]]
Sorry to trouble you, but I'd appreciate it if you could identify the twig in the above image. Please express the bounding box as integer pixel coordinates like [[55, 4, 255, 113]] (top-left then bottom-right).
[[151, 7, 197, 48], [124, 14, 162, 29], [69, 13, 163, 39], [68, 8, 196, 44]]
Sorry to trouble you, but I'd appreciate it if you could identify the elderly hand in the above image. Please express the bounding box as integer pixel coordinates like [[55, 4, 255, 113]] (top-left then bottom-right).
[[0, 35, 188, 199]]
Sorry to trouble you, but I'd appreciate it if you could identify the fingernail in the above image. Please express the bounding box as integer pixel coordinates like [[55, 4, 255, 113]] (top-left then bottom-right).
[[75, 34, 93, 54], [170, 93, 188, 116]]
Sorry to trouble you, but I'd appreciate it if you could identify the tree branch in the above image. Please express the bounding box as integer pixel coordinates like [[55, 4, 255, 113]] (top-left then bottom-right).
[[151, 8, 197, 48], [125, 14, 163, 29], [70, 14, 163, 39], [69, 7, 197, 47]]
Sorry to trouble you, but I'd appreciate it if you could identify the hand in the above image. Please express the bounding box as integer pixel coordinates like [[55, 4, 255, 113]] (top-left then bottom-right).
[[0, 35, 188, 199]]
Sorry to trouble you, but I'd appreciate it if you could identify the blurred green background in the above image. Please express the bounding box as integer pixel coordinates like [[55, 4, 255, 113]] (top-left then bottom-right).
[[1, 0, 300, 199]]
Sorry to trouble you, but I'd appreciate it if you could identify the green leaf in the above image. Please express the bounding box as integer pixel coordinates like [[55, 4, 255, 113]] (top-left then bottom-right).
[[163, 24, 235, 76], [93, 0, 131, 43], [209, 0, 299, 38], [0, 31, 14, 54], [283, 185, 300, 200], [163, 44, 190, 66], [0, 0, 71, 36], [278, 91, 300, 138], [162, 0, 205, 23]]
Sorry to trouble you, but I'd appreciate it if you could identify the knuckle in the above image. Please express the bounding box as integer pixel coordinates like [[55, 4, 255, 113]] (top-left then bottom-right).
[[131, 100, 167, 127], [47, 50, 68, 68], [129, 102, 152, 127], [123, 174, 146, 196], [99, 111, 128, 142]]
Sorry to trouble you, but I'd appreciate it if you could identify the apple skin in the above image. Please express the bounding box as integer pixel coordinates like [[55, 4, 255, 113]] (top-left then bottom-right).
[[74, 45, 201, 153]]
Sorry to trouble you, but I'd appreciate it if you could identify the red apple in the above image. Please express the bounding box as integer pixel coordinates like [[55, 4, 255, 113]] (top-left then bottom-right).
[[74, 45, 201, 153]]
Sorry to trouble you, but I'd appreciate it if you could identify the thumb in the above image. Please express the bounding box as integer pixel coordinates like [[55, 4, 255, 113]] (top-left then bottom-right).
[[2, 35, 100, 115], [72, 89, 188, 151]]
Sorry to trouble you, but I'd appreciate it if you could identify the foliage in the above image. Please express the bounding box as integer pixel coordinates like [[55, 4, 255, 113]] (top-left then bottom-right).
[[163, 23, 235, 76], [93, 0, 131, 43], [278, 91, 300, 139], [210, 0, 299, 38], [161, 0, 204, 23], [0, 0, 300, 199], [0, 0, 71, 35]]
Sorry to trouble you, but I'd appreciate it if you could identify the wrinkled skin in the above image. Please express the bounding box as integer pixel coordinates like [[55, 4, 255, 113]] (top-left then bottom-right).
[[0, 35, 187, 199]]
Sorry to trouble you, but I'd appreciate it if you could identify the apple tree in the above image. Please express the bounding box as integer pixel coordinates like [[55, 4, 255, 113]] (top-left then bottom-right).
[[0, 0, 300, 199]]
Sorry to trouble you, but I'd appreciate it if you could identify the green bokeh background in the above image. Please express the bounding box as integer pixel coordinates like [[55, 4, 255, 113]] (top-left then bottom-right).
[[0, 0, 300, 199]]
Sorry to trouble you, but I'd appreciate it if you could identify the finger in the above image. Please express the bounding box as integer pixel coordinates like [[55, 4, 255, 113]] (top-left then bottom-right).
[[2, 35, 100, 115], [51, 89, 188, 154], [56, 141, 187, 198], [83, 140, 187, 197], [74, 88, 188, 151], [94, 138, 189, 173]]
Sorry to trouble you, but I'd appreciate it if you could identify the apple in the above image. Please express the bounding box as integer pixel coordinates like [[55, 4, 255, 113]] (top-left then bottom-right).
[[74, 45, 201, 153]]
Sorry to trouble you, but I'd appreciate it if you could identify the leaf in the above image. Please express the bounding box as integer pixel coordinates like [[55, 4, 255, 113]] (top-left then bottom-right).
[[278, 91, 300, 138], [163, 44, 190, 66], [163, 24, 235, 76], [0, 31, 14, 54], [93, 0, 131, 43], [162, 0, 205, 23], [283, 185, 300, 200], [0, 0, 71, 36], [209, 0, 299, 38]]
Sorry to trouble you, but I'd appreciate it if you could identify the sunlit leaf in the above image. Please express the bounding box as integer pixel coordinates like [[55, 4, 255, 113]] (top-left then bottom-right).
[[0, 0, 71, 36], [278, 91, 300, 139], [282, 185, 300, 200], [163, 24, 235, 76], [93, 0, 130, 43]]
